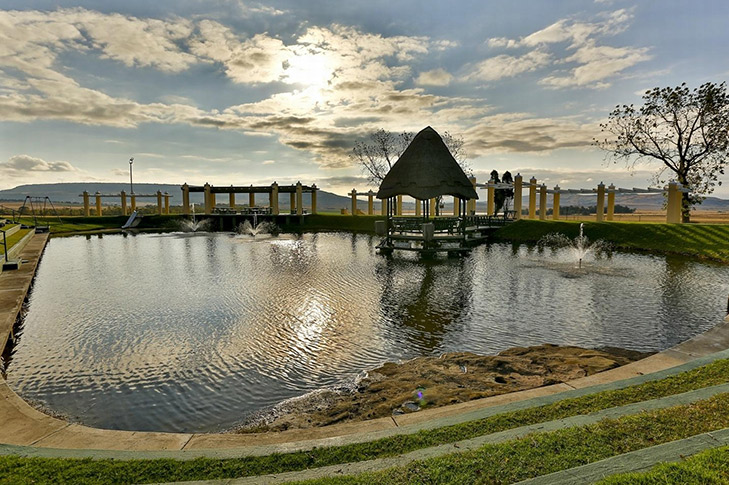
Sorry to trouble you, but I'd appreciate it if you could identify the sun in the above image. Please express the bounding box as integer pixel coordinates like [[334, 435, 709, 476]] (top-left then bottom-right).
[[284, 50, 333, 89]]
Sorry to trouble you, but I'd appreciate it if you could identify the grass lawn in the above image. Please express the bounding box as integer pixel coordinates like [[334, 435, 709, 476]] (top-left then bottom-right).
[[2, 359, 729, 484], [493, 219, 729, 263], [599, 445, 729, 484]]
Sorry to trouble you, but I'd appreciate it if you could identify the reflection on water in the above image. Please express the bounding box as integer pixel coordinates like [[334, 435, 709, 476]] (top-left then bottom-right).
[[5, 232, 729, 433]]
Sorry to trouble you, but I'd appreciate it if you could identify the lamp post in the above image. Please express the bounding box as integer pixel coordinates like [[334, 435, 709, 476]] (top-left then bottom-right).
[[129, 157, 134, 195]]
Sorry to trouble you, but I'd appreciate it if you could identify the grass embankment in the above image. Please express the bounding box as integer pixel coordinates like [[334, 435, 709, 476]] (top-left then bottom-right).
[[2, 359, 729, 484], [493, 219, 729, 263], [599, 445, 729, 484], [2, 228, 32, 253]]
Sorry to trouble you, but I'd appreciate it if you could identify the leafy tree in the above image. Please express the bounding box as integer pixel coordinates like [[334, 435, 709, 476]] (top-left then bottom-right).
[[596, 82, 729, 222]]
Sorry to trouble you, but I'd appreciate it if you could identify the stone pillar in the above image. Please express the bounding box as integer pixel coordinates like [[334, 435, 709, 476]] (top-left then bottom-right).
[[539, 184, 547, 220], [229, 191, 236, 209], [381, 198, 387, 216], [415, 199, 422, 216], [311, 184, 318, 214], [453, 196, 460, 216], [204, 183, 212, 214], [181, 183, 190, 215], [296, 181, 303, 216], [368, 191, 374, 215], [164, 192, 170, 214], [270, 182, 279, 215], [350, 188, 358, 216], [290, 192, 296, 214], [95, 192, 102, 216], [249, 190, 255, 208], [83, 191, 90, 216], [396, 195, 403, 216], [596, 182, 605, 222], [552, 186, 560, 220], [666, 182, 681, 223], [120, 191, 127, 215], [430, 198, 437, 217], [528, 177, 537, 219], [607, 184, 615, 221], [487, 178, 495, 215], [156, 191, 163, 215], [514, 174, 523, 220], [131, 194, 137, 213]]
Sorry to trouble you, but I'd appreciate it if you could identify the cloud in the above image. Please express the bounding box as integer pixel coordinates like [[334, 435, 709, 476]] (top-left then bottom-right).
[[465, 50, 551, 82], [415, 68, 453, 86], [0, 154, 77, 175], [482, 8, 648, 88]]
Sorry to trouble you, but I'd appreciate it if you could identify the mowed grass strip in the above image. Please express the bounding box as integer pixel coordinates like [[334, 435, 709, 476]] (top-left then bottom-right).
[[493, 220, 729, 263], [297, 393, 729, 485], [598, 445, 729, 484], [2, 359, 729, 484]]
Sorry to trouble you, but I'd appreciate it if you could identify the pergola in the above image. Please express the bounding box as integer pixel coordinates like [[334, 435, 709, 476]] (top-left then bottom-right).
[[181, 182, 318, 216]]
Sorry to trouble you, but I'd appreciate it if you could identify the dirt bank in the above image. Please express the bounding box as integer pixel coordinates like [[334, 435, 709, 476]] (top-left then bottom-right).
[[235, 344, 652, 433]]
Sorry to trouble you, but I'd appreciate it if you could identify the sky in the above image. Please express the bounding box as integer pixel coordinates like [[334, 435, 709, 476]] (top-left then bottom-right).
[[1, 0, 728, 197]]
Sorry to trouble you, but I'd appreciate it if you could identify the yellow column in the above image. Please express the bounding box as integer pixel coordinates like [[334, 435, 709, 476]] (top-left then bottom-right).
[[487, 178, 495, 215], [415, 199, 421, 216], [596, 182, 605, 222], [528, 177, 537, 219], [381, 198, 387, 216], [156, 191, 163, 215], [164, 193, 170, 214], [95, 192, 102, 216], [249, 190, 255, 208], [182, 183, 190, 215], [131, 194, 137, 213], [368, 191, 374, 215], [290, 192, 296, 214], [311, 184, 318, 214], [204, 183, 212, 214], [539, 184, 547, 220], [607, 184, 615, 221], [453, 196, 460, 216], [396, 195, 402, 215], [513, 174, 522, 220], [229, 191, 235, 209], [270, 182, 279, 215], [83, 191, 90, 216], [120, 191, 127, 215], [552, 186, 560, 220], [350, 189, 358, 216], [430, 198, 436, 217], [666, 182, 680, 223], [296, 182, 303, 216], [673, 183, 684, 223]]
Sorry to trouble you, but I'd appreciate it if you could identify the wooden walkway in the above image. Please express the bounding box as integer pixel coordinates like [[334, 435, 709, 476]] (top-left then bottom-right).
[[0, 233, 48, 351]]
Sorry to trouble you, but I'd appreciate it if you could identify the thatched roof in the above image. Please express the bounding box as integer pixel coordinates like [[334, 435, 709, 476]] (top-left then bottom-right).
[[376, 126, 478, 200]]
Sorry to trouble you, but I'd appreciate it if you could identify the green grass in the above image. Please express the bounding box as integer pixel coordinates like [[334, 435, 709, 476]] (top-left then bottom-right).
[[599, 445, 729, 484], [493, 220, 729, 262], [299, 393, 729, 484], [2, 228, 32, 251], [2, 359, 729, 484]]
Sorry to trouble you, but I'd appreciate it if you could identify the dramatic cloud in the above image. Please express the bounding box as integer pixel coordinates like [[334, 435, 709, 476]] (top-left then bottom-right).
[[415, 68, 453, 86], [0, 154, 77, 175], [466, 50, 551, 82]]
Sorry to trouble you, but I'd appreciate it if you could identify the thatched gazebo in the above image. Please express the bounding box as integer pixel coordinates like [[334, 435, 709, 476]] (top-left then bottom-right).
[[377, 126, 477, 218], [376, 126, 478, 255]]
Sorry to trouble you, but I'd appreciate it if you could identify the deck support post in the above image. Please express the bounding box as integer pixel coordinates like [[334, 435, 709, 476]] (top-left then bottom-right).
[[229, 191, 236, 209], [396, 195, 402, 216], [249, 190, 255, 208], [453, 196, 460, 216], [430, 198, 436, 217], [415, 199, 421, 216], [290, 192, 296, 214]]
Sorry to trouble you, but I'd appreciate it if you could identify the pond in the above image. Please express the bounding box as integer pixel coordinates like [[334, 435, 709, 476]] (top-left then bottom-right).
[[5, 231, 729, 433]]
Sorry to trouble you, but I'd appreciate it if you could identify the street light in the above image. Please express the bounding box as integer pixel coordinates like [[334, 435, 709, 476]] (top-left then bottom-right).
[[129, 157, 134, 195]]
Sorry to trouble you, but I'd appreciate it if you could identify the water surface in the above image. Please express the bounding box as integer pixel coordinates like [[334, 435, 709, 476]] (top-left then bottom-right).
[[6, 232, 728, 432]]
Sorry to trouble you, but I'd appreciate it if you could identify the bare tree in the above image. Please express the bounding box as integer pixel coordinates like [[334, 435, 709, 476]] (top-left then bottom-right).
[[596, 82, 729, 222], [352, 129, 470, 186]]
